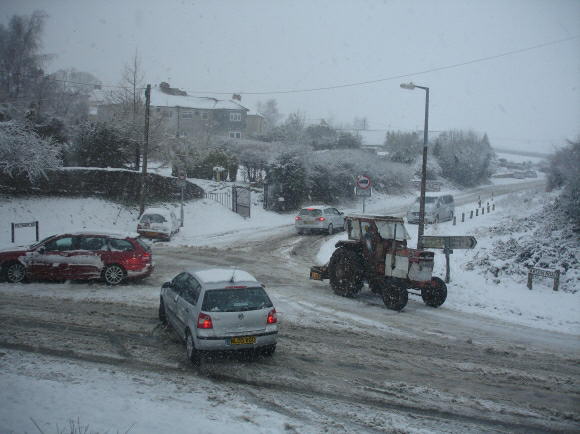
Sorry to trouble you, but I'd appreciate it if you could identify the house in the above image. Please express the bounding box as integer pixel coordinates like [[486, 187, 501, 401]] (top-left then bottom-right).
[[96, 82, 264, 139]]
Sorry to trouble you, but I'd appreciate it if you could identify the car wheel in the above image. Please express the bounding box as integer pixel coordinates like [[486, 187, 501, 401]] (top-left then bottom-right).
[[158, 297, 167, 324], [262, 344, 276, 357], [421, 277, 447, 307], [381, 284, 408, 311], [296, 228, 304, 235], [5, 262, 26, 283], [327, 224, 334, 235], [185, 329, 200, 365], [102, 264, 125, 285], [328, 248, 364, 297]]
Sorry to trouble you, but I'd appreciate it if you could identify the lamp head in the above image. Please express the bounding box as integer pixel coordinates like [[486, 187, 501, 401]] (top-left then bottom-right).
[[400, 82, 416, 90]]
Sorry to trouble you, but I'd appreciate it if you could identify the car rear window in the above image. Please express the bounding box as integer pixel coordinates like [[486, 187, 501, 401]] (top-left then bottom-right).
[[135, 237, 151, 252], [299, 208, 322, 217], [202, 287, 273, 312], [141, 214, 166, 223]]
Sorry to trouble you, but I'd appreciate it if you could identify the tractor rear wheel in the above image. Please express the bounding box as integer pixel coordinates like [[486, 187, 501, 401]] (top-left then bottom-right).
[[381, 284, 408, 311], [328, 248, 364, 297], [421, 276, 447, 307]]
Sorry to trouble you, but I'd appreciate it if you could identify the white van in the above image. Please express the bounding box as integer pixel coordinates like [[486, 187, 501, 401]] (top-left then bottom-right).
[[137, 207, 180, 240], [406, 194, 455, 224]]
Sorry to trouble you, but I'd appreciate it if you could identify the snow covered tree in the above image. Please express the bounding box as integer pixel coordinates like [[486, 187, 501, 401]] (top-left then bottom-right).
[[384, 130, 422, 163], [433, 130, 494, 186], [69, 122, 133, 168], [0, 11, 47, 102], [336, 132, 361, 149], [255, 99, 281, 133], [267, 152, 307, 210], [0, 121, 62, 180], [304, 122, 337, 150]]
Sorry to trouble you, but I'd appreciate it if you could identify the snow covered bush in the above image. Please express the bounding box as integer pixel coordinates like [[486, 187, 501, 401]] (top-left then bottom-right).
[[547, 138, 580, 224], [266, 152, 307, 211], [69, 122, 133, 168], [0, 121, 62, 180], [467, 199, 579, 293], [433, 130, 494, 187]]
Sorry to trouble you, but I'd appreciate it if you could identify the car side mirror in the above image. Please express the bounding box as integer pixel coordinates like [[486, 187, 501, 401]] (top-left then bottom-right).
[[37, 246, 46, 254], [162, 281, 172, 289]]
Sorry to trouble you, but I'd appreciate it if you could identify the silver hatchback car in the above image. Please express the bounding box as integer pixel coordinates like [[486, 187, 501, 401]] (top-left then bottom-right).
[[159, 268, 278, 364], [295, 205, 345, 235]]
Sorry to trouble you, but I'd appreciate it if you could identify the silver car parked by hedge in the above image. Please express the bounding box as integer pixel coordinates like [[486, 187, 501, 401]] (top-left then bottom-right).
[[159, 268, 278, 364], [295, 205, 345, 235]]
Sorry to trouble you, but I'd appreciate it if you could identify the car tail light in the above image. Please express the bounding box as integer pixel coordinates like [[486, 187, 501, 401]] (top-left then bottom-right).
[[317, 217, 326, 221], [197, 313, 213, 329], [295, 216, 301, 221], [267, 308, 277, 324]]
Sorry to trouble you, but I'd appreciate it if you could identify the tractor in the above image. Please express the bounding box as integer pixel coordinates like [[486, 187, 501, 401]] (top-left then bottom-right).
[[310, 214, 447, 311]]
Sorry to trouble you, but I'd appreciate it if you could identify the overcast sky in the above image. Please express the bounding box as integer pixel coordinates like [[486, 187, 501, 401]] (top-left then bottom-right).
[[2, 0, 579, 153]]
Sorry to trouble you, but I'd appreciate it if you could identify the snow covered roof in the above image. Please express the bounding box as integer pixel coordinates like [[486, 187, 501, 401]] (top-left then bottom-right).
[[194, 268, 258, 284], [150, 86, 249, 111]]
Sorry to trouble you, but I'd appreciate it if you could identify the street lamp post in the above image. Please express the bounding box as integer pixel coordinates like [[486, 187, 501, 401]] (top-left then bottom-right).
[[400, 82, 429, 249]]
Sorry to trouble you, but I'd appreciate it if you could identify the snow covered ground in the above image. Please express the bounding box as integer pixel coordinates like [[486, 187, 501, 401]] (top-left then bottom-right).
[[1, 178, 578, 433]]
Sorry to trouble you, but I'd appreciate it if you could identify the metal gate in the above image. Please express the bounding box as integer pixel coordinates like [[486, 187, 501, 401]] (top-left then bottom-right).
[[232, 186, 251, 218]]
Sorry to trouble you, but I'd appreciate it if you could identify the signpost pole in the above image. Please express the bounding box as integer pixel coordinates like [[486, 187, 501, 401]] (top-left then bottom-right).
[[444, 238, 451, 283]]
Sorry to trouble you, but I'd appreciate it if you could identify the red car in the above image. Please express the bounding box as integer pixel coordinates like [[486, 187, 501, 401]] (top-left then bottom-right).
[[0, 231, 154, 285]]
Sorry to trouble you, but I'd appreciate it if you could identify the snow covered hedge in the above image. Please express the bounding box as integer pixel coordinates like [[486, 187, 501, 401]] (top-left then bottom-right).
[[0, 167, 203, 203], [0, 121, 62, 180]]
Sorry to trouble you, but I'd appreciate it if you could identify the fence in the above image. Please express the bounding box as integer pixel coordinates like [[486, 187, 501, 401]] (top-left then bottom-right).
[[204, 191, 232, 209]]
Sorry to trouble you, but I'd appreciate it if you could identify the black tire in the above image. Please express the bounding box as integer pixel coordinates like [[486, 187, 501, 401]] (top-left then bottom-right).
[[328, 248, 365, 297], [262, 344, 276, 357], [422, 276, 447, 307], [4, 262, 26, 283], [382, 284, 408, 311], [102, 264, 125, 286], [158, 298, 167, 324], [185, 329, 200, 365], [296, 228, 304, 235], [327, 224, 334, 235]]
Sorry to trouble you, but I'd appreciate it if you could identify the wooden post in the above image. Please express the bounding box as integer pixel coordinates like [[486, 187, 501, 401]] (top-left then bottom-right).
[[453, 216, 456, 225], [11, 223, 15, 243], [35, 221, 39, 241], [482, 207, 485, 215], [470, 210, 473, 219], [476, 209, 479, 216], [527, 272, 533, 289], [554, 270, 560, 291], [492, 203, 495, 211], [487, 204, 490, 213], [444, 239, 451, 283], [461, 212, 465, 222]]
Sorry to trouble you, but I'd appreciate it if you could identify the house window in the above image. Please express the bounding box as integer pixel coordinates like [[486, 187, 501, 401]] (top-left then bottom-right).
[[230, 112, 241, 122], [200, 112, 209, 120], [229, 131, 241, 139], [181, 111, 193, 119]]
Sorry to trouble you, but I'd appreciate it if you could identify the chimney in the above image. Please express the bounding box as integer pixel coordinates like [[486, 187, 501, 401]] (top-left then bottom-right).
[[232, 93, 241, 101]]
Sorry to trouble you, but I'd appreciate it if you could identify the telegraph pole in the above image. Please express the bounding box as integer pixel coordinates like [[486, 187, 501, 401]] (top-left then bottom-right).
[[139, 84, 151, 216]]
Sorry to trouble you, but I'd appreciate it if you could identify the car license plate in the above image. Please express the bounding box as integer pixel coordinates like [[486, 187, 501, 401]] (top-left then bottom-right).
[[231, 336, 256, 345]]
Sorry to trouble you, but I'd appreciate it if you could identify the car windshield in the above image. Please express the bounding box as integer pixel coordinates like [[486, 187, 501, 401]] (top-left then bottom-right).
[[140, 214, 166, 223], [202, 287, 273, 312], [30, 235, 55, 249], [299, 209, 322, 217]]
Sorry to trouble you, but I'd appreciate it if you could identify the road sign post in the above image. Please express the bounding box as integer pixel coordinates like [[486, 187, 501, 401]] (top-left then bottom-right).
[[355, 175, 372, 213], [420, 235, 477, 283]]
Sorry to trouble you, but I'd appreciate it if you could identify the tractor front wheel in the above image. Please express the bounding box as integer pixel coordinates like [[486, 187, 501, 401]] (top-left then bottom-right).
[[328, 248, 364, 297], [421, 276, 447, 307], [381, 284, 408, 311]]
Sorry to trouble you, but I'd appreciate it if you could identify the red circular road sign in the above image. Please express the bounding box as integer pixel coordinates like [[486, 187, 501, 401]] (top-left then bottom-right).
[[356, 175, 372, 190]]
